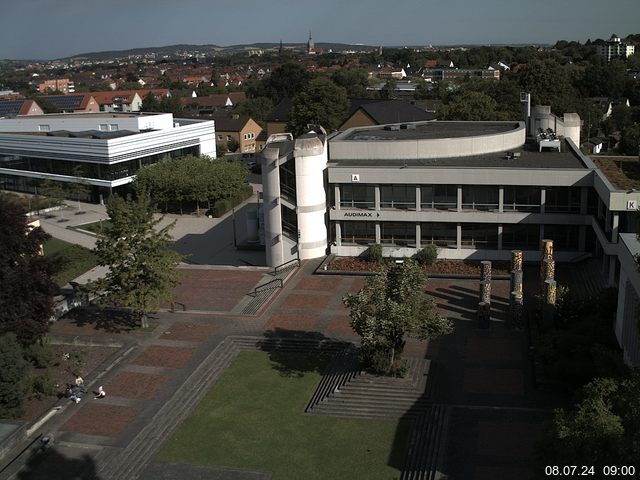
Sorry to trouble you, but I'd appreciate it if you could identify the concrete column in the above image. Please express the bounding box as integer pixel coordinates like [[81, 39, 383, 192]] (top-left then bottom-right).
[[612, 213, 619, 243], [456, 223, 462, 250], [457, 186, 463, 212], [539, 224, 545, 244], [540, 187, 546, 214], [334, 185, 341, 210], [335, 222, 342, 247], [375, 222, 381, 244], [605, 208, 611, 233], [580, 187, 588, 215], [415, 186, 421, 212], [498, 186, 504, 213], [578, 225, 586, 252], [374, 185, 380, 211], [615, 271, 627, 341], [497, 224, 503, 250], [415, 224, 421, 249]]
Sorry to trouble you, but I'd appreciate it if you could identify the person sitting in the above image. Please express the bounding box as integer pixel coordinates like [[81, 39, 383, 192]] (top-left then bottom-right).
[[75, 376, 85, 392], [94, 386, 106, 399]]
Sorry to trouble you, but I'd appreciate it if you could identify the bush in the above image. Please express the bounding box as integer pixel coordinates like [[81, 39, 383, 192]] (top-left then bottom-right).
[[210, 185, 254, 218], [0, 334, 30, 418], [367, 243, 383, 262], [30, 371, 56, 400], [24, 335, 53, 369], [359, 346, 408, 377], [416, 244, 438, 266]]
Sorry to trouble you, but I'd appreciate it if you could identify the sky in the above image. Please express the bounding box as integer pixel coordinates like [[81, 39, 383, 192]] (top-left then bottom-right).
[[1, 0, 639, 60]]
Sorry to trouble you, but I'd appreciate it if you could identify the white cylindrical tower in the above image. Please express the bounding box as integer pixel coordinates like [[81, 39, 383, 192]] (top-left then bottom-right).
[[294, 135, 328, 260], [261, 144, 284, 267]]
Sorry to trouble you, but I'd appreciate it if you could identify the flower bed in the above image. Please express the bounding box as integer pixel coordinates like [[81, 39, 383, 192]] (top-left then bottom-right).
[[327, 257, 510, 276]]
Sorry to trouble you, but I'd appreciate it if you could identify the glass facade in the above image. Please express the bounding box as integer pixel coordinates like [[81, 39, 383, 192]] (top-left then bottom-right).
[[462, 186, 499, 211], [279, 160, 296, 202], [281, 205, 297, 240], [421, 222, 457, 247], [502, 223, 540, 250], [340, 184, 375, 209], [381, 222, 414, 246], [380, 185, 415, 210], [461, 224, 499, 249], [544, 224, 580, 251], [0, 146, 199, 182], [503, 186, 541, 212], [545, 187, 581, 213], [421, 185, 457, 210], [341, 221, 375, 245]]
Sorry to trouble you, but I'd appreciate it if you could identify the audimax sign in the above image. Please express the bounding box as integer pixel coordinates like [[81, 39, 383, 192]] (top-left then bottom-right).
[[343, 212, 380, 218]]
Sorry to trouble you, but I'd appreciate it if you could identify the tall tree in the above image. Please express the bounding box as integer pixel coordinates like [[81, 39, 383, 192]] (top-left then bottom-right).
[[89, 193, 182, 328], [0, 333, 30, 418], [287, 77, 348, 136], [248, 63, 312, 104], [438, 90, 500, 121], [0, 197, 61, 344], [235, 97, 273, 126], [343, 260, 453, 374]]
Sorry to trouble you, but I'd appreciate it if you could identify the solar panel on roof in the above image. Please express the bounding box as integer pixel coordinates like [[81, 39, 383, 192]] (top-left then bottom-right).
[[42, 95, 84, 110], [0, 100, 25, 116]]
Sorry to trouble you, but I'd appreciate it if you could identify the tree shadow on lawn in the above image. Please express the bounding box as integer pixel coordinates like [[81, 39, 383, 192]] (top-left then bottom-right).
[[260, 328, 353, 378], [63, 306, 141, 334]]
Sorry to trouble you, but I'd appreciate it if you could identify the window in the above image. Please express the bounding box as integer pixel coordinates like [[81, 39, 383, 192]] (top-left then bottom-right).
[[281, 205, 297, 240], [226, 135, 232, 141], [217, 135, 223, 140], [543, 224, 579, 251], [380, 185, 415, 210], [421, 185, 457, 210], [545, 187, 581, 213], [502, 224, 539, 250], [99, 124, 108, 131], [461, 224, 498, 249], [381, 222, 415, 246], [340, 184, 375, 209], [109, 124, 119, 131], [421, 222, 457, 247], [503, 186, 541, 212], [462, 186, 498, 211], [38, 125, 50, 132], [279, 160, 296, 201], [341, 221, 375, 245]]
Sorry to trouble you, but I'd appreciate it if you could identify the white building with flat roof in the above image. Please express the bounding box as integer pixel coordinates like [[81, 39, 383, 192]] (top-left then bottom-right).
[[0, 112, 215, 201]]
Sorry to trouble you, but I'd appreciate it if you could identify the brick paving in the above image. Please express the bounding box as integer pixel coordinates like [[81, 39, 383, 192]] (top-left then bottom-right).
[[132, 345, 195, 369], [159, 322, 219, 342], [170, 269, 264, 311], [61, 404, 139, 438], [104, 371, 169, 400], [17, 261, 569, 480]]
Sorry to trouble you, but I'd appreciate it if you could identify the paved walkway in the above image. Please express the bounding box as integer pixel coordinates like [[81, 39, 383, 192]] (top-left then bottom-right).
[[4, 261, 565, 480]]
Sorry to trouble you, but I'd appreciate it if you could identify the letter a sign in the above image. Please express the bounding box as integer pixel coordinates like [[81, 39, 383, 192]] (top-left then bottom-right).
[[351, 174, 360, 182]]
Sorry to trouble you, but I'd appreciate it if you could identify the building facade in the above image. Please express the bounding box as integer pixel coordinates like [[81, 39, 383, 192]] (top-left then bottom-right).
[[597, 34, 635, 62], [0, 113, 215, 202]]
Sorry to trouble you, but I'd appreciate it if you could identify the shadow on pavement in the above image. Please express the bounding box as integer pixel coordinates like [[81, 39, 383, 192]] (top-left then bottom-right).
[[17, 446, 99, 480], [64, 306, 140, 333]]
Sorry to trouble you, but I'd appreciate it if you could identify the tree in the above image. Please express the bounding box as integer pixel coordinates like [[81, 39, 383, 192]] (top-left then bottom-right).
[[0, 333, 30, 418], [247, 63, 312, 104], [618, 124, 640, 156], [68, 166, 91, 211], [0, 197, 61, 344], [537, 372, 640, 468], [343, 260, 453, 375], [331, 68, 370, 97], [235, 96, 273, 126], [88, 193, 182, 328], [141, 92, 161, 112], [438, 90, 499, 121], [39, 179, 66, 208], [287, 77, 348, 136]]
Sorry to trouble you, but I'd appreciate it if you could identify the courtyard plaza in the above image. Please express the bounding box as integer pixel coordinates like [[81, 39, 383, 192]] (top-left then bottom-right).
[[0, 254, 577, 480]]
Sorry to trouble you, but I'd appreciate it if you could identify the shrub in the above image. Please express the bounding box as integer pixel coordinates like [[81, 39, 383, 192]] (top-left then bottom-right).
[[416, 244, 438, 266], [30, 371, 56, 400], [0, 334, 30, 418], [367, 243, 383, 262], [24, 335, 53, 369]]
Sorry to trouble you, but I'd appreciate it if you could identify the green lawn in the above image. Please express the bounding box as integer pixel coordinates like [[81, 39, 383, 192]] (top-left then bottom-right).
[[156, 351, 409, 480], [43, 238, 98, 287], [75, 220, 111, 234]]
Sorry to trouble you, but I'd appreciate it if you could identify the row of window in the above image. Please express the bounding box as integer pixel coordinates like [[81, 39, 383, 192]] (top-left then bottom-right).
[[338, 221, 580, 251], [338, 184, 585, 213]]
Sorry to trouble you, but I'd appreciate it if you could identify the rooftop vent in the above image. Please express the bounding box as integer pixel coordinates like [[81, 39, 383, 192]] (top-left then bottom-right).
[[384, 124, 401, 131]]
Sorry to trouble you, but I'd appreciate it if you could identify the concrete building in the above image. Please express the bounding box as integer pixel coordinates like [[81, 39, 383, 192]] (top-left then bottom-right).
[[597, 34, 635, 62], [38, 78, 74, 94], [615, 234, 640, 365], [0, 112, 215, 202]]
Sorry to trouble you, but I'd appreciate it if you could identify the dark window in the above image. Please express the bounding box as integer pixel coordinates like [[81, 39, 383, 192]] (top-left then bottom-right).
[[380, 185, 415, 210], [340, 184, 375, 209], [381, 222, 415, 246], [279, 160, 296, 202], [341, 221, 375, 245], [281, 205, 297, 240], [421, 185, 457, 210], [545, 187, 581, 213], [543, 224, 579, 251], [421, 222, 457, 247], [461, 224, 498, 249], [503, 186, 541, 212], [462, 186, 498, 211], [502, 223, 539, 250]]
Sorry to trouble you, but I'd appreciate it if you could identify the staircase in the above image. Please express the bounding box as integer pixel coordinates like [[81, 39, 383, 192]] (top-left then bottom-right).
[[400, 405, 450, 480]]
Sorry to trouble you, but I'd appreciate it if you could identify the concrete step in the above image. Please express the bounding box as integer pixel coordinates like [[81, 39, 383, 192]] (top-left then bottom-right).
[[400, 405, 449, 480]]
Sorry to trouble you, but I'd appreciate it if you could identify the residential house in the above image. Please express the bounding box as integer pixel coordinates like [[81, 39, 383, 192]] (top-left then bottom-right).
[[338, 99, 435, 131], [210, 113, 262, 154], [39, 94, 100, 113], [181, 93, 247, 115], [0, 99, 44, 117], [597, 34, 635, 62], [38, 78, 74, 94]]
